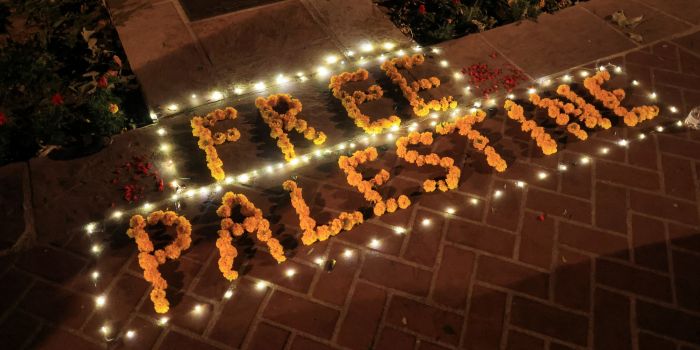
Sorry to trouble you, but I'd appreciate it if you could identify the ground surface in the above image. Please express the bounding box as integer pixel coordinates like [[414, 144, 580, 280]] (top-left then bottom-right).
[[2, 0, 700, 349]]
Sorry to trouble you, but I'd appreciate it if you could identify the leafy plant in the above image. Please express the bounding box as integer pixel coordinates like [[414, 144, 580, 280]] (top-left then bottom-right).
[[0, 0, 145, 165], [376, 0, 587, 45]]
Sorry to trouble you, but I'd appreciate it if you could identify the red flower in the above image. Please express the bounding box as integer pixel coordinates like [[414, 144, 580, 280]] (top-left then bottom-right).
[[97, 76, 108, 88], [452, 0, 460, 4], [0, 112, 7, 126], [418, 4, 426, 15], [51, 93, 64, 106]]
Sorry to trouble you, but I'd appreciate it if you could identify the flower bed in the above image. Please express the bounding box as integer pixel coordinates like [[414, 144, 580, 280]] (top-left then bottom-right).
[[375, 0, 588, 45]]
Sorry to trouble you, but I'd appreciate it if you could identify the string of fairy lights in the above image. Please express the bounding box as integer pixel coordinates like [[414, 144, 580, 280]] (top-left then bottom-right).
[[82, 39, 686, 344]]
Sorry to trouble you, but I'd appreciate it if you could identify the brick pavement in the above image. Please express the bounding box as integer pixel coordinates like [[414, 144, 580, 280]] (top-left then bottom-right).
[[3, 1, 700, 350]]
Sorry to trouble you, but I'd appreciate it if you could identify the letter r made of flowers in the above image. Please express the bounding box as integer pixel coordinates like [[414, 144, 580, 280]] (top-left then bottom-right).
[[255, 94, 327, 161], [190, 107, 242, 181]]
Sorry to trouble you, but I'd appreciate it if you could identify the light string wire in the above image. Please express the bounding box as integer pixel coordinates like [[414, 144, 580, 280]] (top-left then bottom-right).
[[84, 40, 685, 342]]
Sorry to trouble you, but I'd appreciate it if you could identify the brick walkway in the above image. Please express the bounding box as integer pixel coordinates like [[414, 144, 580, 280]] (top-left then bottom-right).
[[3, 1, 700, 350]]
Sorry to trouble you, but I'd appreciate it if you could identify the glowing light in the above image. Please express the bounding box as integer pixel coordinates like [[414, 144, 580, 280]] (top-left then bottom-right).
[[390, 125, 400, 132], [430, 121, 437, 126], [600, 147, 610, 154], [638, 133, 646, 140], [558, 164, 568, 171], [91, 244, 102, 254], [614, 66, 623, 73], [234, 86, 245, 95], [199, 187, 209, 196], [537, 171, 548, 179], [445, 207, 456, 215], [377, 54, 386, 62], [649, 92, 657, 99], [91, 271, 100, 280], [393, 226, 406, 234], [676, 120, 683, 127], [369, 238, 381, 249], [171, 194, 179, 201], [539, 78, 552, 86], [656, 126, 664, 132], [350, 142, 356, 149], [142, 202, 153, 211], [325, 55, 339, 64], [383, 42, 396, 50], [598, 65, 607, 71], [464, 86, 471, 94], [238, 174, 250, 183], [160, 143, 170, 152], [255, 281, 267, 290], [343, 249, 354, 258], [396, 49, 405, 56], [100, 325, 111, 335], [338, 143, 347, 150], [125, 330, 135, 339], [193, 304, 204, 314], [408, 123, 418, 131], [85, 222, 97, 234], [421, 218, 432, 227], [314, 257, 325, 266], [580, 70, 589, 77], [158, 317, 169, 326], [670, 106, 678, 113], [440, 60, 448, 67], [275, 74, 290, 84], [346, 50, 355, 57], [95, 295, 106, 308], [112, 210, 123, 219], [157, 128, 166, 136], [210, 90, 224, 101], [632, 80, 639, 86], [191, 94, 197, 99], [527, 88, 536, 94], [580, 156, 590, 164], [469, 198, 479, 205], [430, 113, 439, 119], [167, 104, 178, 112], [515, 181, 525, 188], [494, 190, 503, 198], [360, 42, 374, 52], [453, 72, 463, 80], [266, 165, 274, 174], [223, 290, 234, 299], [617, 139, 629, 147], [507, 93, 515, 99], [317, 66, 330, 77], [431, 47, 441, 54], [149, 111, 158, 120], [254, 82, 266, 91], [413, 45, 422, 52], [473, 100, 482, 108], [562, 74, 572, 82]]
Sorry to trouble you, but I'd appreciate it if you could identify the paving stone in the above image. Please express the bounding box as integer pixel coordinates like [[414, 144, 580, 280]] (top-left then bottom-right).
[[30, 326, 101, 350], [559, 221, 629, 260], [0, 162, 26, 251], [263, 290, 340, 339], [594, 288, 632, 350], [432, 245, 474, 309], [631, 214, 669, 271], [360, 254, 432, 296], [661, 154, 697, 201], [526, 188, 591, 224], [336, 282, 386, 349], [248, 322, 290, 350], [637, 0, 700, 25], [630, 189, 699, 226], [596, 258, 672, 301], [386, 295, 463, 346], [0, 310, 40, 350], [510, 296, 589, 346], [375, 327, 416, 350], [445, 219, 515, 257], [19, 280, 93, 331], [672, 249, 700, 311], [403, 209, 444, 267], [637, 300, 700, 345], [157, 330, 219, 350], [554, 247, 592, 311], [289, 336, 337, 350], [476, 255, 549, 299], [638, 332, 677, 350], [209, 278, 268, 347], [596, 160, 661, 190], [487, 179, 525, 231], [506, 330, 546, 350], [463, 285, 507, 350], [594, 182, 628, 234], [15, 245, 87, 284], [518, 214, 555, 269]]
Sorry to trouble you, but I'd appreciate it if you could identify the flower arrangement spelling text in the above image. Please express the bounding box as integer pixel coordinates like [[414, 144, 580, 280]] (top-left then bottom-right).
[[190, 107, 241, 181]]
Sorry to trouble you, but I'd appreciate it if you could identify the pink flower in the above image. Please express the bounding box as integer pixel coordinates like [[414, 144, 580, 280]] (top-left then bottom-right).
[[97, 76, 108, 88], [51, 93, 64, 106]]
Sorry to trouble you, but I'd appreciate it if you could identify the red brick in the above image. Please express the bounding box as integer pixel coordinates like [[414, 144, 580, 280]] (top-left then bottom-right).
[[0, 268, 33, 312], [559, 222, 629, 260], [210, 279, 267, 347], [19, 281, 91, 330], [386, 295, 463, 345], [654, 69, 700, 90], [120, 316, 163, 350], [594, 289, 632, 349], [657, 134, 700, 161], [139, 292, 214, 335], [596, 160, 660, 190], [560, 151, 593, 199], [337, 282, 387, 349], [510, 296, 589, 346], [680, 49, 700, 76], [668, 222, 700, 252], [662, 155, 696, 200], [403, 209, 444, 267], [158, 330, 219, 350], [418, 341, 450, 350], [313, 183, 368, 212], [0, 310, 40, 350], [487, 180, 525, 231], [495, 161, 558, 192], [554, 247, 591, 311], [360, 254, 432, 296], [419, 190, 485, 222], [518, 214, 555, 269], [506, 330, 545, 350], [290, 336, 336, 350], [595, 182, 627, 233], [313, 242, 360, 306], [566, 137, 625, 163], [338, 221, 404, 256], [247, 253, 315, 294], [631, 214, 668, 271], [463, 286, 506, 350], [626, 49, 679, 71], [433, 245, 474, 309], [526, 189, 591, 224], [458, 157, 496, 198], [263, 290, 339, 339], [446, 220, 515, 257], [630, 190, 699, 226], [596, 259, 672, 301], [638, 332, 676, 350], [627, 133, 659, 170], [16, 245, 86, 284], [85, 274, 148, 336], [673, 250, 700, 311], [376, 327, 416, 350], [129, 255, 203, 292], [30, 327, 101, 350], [249, 322, 290, 350], [624, 63, 653, 87], [476, 255, 548, 298], [637, 301, 700, 344]]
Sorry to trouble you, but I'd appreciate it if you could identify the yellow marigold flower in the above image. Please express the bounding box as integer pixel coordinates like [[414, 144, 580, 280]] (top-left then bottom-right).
[[108, 103, 119, 114]]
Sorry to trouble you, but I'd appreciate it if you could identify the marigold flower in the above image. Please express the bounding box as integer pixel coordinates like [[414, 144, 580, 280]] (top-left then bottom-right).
[[190, 107, 240, 181], [581, 72, 658, 126], [108, 103, 119, 114]]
